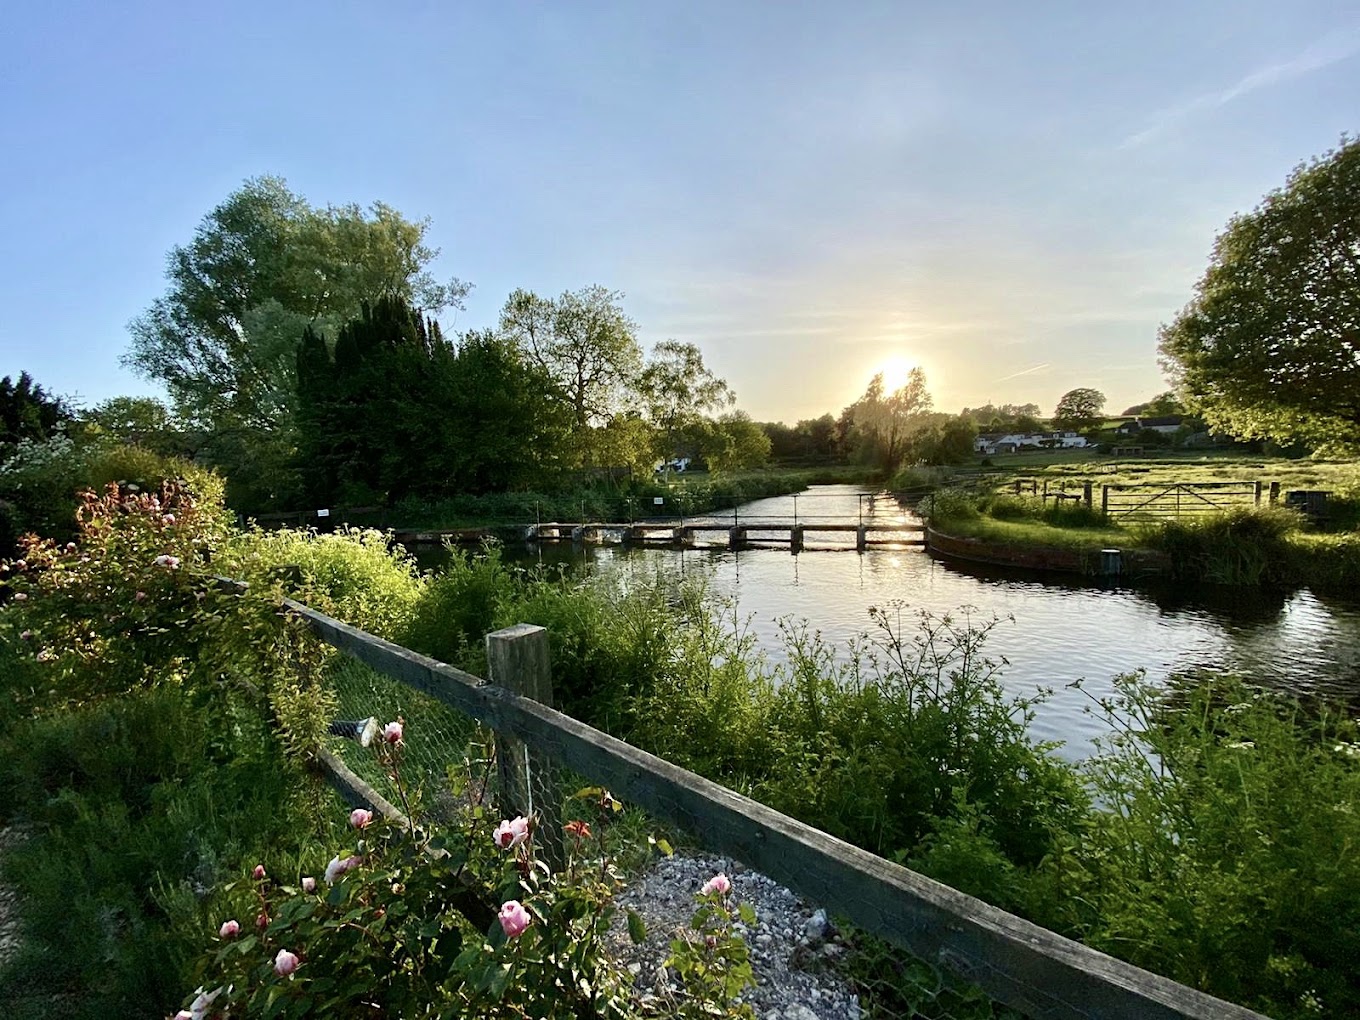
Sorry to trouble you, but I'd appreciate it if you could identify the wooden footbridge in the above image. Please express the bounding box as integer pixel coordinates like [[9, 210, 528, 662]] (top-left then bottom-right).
[[525, 519, 924, 551]]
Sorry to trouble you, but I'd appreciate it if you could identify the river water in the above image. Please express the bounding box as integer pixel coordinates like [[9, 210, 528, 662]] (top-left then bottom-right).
[[482, 485, 1360, 759]]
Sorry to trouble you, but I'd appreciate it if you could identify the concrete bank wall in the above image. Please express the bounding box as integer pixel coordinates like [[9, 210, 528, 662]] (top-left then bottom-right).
[[924, 526, 1170, 578]]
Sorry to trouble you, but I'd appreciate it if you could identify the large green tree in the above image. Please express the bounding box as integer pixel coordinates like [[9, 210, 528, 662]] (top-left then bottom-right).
[[636, 340, 733, 465], [1052, 388, 1106, 431], [498, 286, 642, 434], [1159, 138, 1360, 449], [296, 299, 568, 504], [125, 178, 467, 507], [849, 368, 933, 470]]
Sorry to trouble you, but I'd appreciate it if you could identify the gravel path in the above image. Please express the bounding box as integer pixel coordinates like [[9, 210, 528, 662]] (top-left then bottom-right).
[[610, 852, 863, 1020]]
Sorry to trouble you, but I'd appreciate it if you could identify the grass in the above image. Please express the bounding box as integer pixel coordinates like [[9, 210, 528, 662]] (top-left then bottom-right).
[[931, 514, 1131, 552]]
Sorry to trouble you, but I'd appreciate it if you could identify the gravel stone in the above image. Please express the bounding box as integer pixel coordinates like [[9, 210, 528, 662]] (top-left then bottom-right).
[[609, 853, 861, 1019]]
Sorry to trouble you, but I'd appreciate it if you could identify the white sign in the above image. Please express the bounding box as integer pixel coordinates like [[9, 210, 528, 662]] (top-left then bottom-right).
[[316, 508, 330, 518], [653, 497, 664, 505]]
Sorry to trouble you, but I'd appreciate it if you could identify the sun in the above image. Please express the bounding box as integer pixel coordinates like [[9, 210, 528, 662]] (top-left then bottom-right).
[[875, 355, 917, 393]]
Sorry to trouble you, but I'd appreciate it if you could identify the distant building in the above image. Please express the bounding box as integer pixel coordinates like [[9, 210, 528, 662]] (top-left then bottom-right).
[[1115, 416, 1183, 435], [974, 432, 1086, 455]]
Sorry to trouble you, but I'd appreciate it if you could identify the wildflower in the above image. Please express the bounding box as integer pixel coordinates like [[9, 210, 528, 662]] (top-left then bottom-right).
[[383, 720, 404, 744], [219, 919, 240, 938], [134, 591, 146, 601], [65, 542, 76, 552], [301, 876, 316, 893], [274, 949, 300, 976], [12, 592, 27, 601], [565, 819, 591, 839], [498, 900, 531, 938], [1335, 743, 1360, 759], [19, 630, 31, 641], [163, 514, 176, 524], [153, 554, 180, 570], [253, 864, 267, 880], [350, 808, 374, 829], [494, 816, 530, 850], [701, 874, 731, 896]]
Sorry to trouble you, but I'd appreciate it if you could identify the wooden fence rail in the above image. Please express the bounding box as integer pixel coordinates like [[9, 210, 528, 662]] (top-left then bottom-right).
[[269, 590, 1266, 1020]]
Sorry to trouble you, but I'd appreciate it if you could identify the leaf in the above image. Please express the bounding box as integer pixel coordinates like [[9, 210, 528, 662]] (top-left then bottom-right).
[[626, 908, 648, 945], [738, 902, 757, 925]]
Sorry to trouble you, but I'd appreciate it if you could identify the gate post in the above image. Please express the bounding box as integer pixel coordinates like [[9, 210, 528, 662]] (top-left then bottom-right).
[[487, 624, 562, 869]]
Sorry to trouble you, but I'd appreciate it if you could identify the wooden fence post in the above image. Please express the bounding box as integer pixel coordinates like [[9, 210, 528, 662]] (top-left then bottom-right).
[[1269, 481, 1280, 505], [1083, 481, 1093, 508], [487, 624, 562, 869], [1254, 481, 1263, 505], [1101, 485, 1110, 516]]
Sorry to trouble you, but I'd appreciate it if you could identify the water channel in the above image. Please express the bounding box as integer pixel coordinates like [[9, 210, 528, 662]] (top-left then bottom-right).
[[459, 484, 1360, 760]]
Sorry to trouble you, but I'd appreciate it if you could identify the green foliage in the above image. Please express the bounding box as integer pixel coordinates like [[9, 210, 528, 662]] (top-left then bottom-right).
[[218, 526, 425, 639], [1138, 506, 1301, 584], [1047, 674, 1360, 1018], [663, 881, 757, 1018], [1158, 137, 1360, 450], [296, 298, 573, 505], [1053, 387, 1106, 431], [0, 372, 70, 456]]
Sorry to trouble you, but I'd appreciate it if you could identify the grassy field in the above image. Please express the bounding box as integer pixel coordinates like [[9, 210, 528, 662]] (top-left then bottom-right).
[[951, 450, 1360, 494]]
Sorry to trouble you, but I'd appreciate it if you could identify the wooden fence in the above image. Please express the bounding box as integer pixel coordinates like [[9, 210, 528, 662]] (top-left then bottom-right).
[[1101, 481, 1266, 520], [267, 589, 1266, 1020]]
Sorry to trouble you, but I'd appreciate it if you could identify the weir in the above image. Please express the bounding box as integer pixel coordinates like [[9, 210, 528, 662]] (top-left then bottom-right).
[[525, 521, 925, 551]]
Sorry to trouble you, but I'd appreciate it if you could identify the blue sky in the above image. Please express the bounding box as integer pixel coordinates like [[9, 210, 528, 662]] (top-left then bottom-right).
[[2, 1, 1357, 422]]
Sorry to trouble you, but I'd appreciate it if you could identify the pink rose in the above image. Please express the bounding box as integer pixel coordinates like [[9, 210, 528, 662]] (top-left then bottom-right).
[[701, 873, 731, 896], [493, 816, 530, 850], [383, 720, 403, 744], [19, 630, 31, 641], [134, 591, 146, 601], [252, 864, 267, 880], [274, 948, 300, 976], [175, 1012, 193, 1019], [163, 514, 176, 524], [324, 854, 362, 883], [65, 542, 77, 552], [350, 808, 374, 829], [301, 876, 316, 893], [498, 900, 531, 938], [219, 919, 240, 938], [256, 912, 270, 929]]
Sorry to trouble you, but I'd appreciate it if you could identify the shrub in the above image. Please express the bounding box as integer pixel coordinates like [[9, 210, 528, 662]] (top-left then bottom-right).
[[1046, 674, 1360, 1019], [1139, 507, 1300, 584]]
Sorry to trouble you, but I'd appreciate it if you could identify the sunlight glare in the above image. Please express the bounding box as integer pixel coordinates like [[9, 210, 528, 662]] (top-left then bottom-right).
[[875, 355, 917, 393]]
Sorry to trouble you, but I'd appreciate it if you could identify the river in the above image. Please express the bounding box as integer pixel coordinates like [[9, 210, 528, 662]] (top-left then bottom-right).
[[471, 485, 1360, 760]]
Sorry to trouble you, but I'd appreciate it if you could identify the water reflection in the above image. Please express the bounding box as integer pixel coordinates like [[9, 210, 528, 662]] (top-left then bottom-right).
[[413, 486, 1360, 760]]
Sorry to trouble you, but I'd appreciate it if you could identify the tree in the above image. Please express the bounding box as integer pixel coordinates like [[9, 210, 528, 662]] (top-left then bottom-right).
[[1053, 388, 1106, 431], [124, 178, 468, 508], [1159, 138, 1360, 449], [1122, 392, 1184, 417], [498, 286, 643, 437], [0, 372, 70, 456], [849, 368, 933, 470], [636, 340, 733, 465], [127, 177, 467, 430], [701, 411, 771, 473]]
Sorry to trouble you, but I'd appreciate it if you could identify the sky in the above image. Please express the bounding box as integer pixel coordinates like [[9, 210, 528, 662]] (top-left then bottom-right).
[[2, 1, 1358, 424]]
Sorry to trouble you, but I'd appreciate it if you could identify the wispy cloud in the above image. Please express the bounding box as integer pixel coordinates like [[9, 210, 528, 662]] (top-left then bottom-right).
[[1119, 28, 1360, 149], [993, 363, 1051, 384]]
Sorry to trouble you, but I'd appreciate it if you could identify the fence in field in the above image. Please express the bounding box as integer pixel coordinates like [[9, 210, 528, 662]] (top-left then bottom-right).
[[1099, 481, 1270, 520], [248, 581, 1266, 1020], [999, 478, 1296, 522]]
